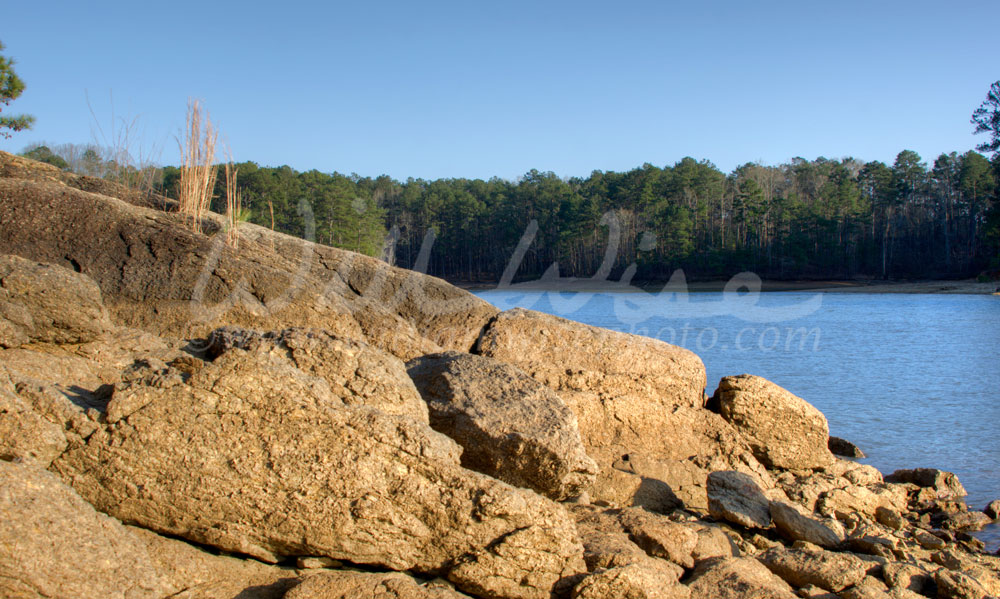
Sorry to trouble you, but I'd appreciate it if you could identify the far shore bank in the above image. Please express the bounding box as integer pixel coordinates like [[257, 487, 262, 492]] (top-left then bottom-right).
[[453, 277, 1000, 295]]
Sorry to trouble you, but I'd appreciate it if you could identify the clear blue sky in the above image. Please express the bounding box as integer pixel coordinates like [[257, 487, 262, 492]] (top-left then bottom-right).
[[2, 0, 996, 180]]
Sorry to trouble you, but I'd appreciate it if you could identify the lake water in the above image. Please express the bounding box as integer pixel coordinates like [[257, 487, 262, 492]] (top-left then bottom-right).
[[474, 288, 1000, 551]]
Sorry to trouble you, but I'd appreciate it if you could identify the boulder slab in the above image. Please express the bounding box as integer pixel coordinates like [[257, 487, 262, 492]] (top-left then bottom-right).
[[715, 374, 834, 470], [407, 351, 597, 500], [52, 348, 586, 598]]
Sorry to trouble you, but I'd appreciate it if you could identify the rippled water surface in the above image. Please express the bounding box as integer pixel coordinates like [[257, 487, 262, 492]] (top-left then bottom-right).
[[474, 289, 1000, 550]]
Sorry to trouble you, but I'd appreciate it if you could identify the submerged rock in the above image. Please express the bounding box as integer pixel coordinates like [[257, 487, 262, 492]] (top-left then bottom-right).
[[407, 351, 597, 500], [828, 435, 866, 458], [885, 468, 967, 499]]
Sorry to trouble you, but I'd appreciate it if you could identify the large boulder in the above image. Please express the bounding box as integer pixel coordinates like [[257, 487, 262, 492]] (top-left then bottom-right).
[[0, 159, 498, 360], [0, 460, 173, 598], [52, 348, 585, 598], [0, 254, 113, 347], [714, 375, 834, 470], [208, 326, 429, 423], [407, 351, 597, 500], [477, 309, 769, 511]]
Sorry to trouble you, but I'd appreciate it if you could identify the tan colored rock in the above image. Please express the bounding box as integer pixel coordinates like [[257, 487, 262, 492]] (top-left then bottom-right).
[[447, 525, 585, 599], [601, 412, 771, 511], [284, 571, 471, 599], [795, 584, 839, 599], [573, 508, 684, 581], [941, 511, 992, 532], [617, 507, 698, 569], [686, 557, 798, 599], [715, 375, 834, 470], [769, 501, 845, 548], [0, 254, 113, 348], [758, 546, 868, 592], [815, 484, 909, 520], [52, 349, 585, 598], [407, 351, 597, 500], [476, 308, 768, 511], [875, 506, 905, 530], [689, 522, 739, 562], [571, 564, 691, 599], [208, 326, 429, 423], [707, 471, 771, 529], [127, 526, 299, 599], [477, 308, 706, 413], [913, 529, 948, 550], [0, 384, 67, 465], [0, 460, 173, 598], [934, 569, 990, 599], [839, 586, 890, 599]]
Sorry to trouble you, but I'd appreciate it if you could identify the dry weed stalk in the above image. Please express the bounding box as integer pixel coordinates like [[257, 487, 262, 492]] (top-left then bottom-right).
[[86, 91, 163, 196], [177, 99, 217, 231], [224, 161, 241, 248]]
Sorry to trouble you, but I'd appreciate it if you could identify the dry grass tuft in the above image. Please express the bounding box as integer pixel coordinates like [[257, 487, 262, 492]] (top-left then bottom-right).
[[224, 160, 241, 248], [177, 99, 217, 231]]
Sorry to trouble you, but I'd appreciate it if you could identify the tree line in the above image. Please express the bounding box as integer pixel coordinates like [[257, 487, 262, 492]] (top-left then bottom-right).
[[19, 143, 1000, 283]]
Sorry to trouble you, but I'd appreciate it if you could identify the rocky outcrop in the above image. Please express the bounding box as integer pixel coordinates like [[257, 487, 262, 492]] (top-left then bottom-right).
[[715, 375, 834, 470], [985, 499, 1000, 520], [477, 308, 769, 511], [51, 347, 585, 598], [0, 153, 498, 360], [407, 351, 597, 500], [0, 254, 113, 347], [3, 152, 1000, 599]]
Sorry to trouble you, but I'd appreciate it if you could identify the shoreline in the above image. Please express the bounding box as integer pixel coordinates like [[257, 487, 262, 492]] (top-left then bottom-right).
[[454, 278, 1000, 295]]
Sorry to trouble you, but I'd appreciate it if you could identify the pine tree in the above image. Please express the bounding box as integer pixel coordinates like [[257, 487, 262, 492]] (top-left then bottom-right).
[[0, 41, 34, 139]]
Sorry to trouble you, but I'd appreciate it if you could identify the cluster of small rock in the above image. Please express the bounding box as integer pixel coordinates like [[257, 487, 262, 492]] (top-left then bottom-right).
[[1, 151, 999, 598]]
